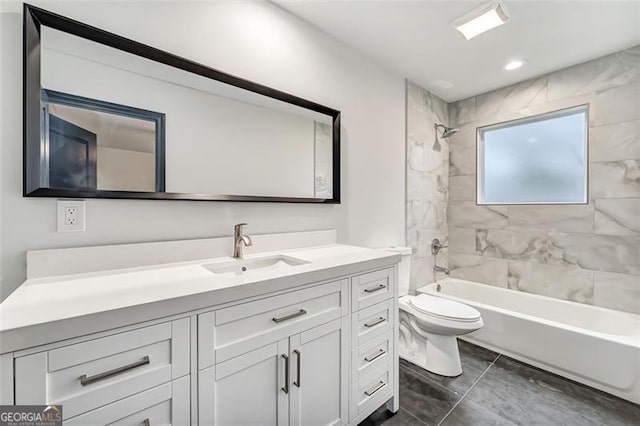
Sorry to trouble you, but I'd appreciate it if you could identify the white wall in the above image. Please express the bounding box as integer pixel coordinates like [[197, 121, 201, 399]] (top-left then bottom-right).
[[0, 0, 406, 300]]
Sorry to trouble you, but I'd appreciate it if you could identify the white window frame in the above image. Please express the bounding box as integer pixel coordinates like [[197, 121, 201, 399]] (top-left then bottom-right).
[[476, 104, 589, 205]]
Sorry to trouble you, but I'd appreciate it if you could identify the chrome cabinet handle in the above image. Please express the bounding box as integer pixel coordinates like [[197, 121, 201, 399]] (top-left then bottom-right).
[[365, 381, 386, 396], [281, 354, 289, 394], [79, 355, 150, 386], [364, 284, 386, 293], [273, 309, 307, 323], [365, 349, 386, 363], [364, 317, 386, 328], [293, 349, 301, 388], [141, 419, 150, 426]]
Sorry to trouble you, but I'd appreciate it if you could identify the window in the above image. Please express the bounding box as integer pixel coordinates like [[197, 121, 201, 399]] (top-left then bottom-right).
[[477, 105, 588, 205]]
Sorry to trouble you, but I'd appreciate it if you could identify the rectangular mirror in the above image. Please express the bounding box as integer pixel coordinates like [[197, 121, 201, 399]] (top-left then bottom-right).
[[24, 4, 340, 203]]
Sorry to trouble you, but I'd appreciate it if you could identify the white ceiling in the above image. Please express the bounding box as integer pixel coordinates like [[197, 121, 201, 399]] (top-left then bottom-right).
[[275, 0, 640, 102]]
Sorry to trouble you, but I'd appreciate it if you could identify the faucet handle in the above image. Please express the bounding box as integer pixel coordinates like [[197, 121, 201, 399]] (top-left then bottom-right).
[[431, 238, 448, 255], [234, 223, 248, 232]]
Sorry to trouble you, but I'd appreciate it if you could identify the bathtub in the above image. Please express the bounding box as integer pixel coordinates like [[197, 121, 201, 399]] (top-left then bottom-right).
[[417, 278, 640, 404]]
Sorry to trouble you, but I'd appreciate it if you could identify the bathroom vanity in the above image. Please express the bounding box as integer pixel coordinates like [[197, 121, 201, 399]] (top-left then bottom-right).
[[0, 231, 400, 425]]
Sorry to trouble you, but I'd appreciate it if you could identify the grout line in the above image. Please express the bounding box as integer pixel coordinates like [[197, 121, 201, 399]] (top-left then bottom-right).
[[436, 359, 496, 426], [402, 364, 463, 397], [399, 407, 430, 426]]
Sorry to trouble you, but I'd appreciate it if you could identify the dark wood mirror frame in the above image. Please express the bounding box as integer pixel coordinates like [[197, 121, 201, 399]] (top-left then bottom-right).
[[23, 4, 341, 203]]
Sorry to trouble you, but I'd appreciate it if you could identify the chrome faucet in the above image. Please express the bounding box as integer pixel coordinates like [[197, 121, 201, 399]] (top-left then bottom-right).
[[233, 223, 253, 259], [433, 265, 450, 275]]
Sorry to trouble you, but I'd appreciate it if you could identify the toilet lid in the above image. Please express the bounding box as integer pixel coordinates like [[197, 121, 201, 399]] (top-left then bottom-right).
[[410, 294, 481, 322]]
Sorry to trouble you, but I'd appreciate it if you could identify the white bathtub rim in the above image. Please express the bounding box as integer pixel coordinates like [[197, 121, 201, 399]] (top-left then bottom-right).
[[417, 280, 640, 347], [458, 334, 639, 405], [430, 277, 640, 321]]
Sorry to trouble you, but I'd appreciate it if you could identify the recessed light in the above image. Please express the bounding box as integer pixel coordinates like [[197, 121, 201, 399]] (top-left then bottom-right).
[[453, 1, 510, 40], [504, 59, 526, 71]]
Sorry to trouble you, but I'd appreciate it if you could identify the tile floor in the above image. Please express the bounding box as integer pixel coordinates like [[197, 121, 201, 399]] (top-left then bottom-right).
[[360, 340, 640, 426]]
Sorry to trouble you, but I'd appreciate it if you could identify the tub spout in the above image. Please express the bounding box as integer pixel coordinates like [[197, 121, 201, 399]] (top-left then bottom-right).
[[434, 265, 450, 275]]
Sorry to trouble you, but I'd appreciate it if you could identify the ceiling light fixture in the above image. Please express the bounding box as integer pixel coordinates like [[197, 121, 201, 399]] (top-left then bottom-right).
[[453, 1, 510, 40], [504, 59, 526, 70]]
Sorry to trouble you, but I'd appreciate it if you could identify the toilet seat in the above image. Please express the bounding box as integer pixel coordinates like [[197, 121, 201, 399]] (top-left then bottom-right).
[[409, 294, 481, 323]]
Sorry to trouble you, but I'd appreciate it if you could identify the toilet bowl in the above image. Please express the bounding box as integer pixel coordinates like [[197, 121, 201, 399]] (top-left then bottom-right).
[[399, 293, 483, 376], [384, 247, 483, 377]]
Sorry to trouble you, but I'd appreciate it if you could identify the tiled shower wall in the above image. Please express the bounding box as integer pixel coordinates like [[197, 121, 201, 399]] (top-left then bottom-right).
[[406, 81, 450, 293], [445, 46, 640, 314]]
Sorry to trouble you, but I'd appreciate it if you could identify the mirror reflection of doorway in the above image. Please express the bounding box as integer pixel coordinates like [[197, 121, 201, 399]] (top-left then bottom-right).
[[48, 114, 97, 189], [42, 89, 165, 193]]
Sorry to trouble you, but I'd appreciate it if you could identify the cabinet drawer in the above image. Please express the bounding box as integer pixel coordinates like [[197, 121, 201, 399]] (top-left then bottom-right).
[[65, 376, 190, 425], [351, 331, 392, 389], [351, 299, 393, 348], [15, 318, 190, 420], [351, 268, 393, 312], [201, 280, 348, 366], [351, 368, 392, 419]]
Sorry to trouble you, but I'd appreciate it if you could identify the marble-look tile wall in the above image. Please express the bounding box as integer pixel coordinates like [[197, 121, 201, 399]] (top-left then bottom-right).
[[406, 81, 450, 293], [446, 46, 640, 314]]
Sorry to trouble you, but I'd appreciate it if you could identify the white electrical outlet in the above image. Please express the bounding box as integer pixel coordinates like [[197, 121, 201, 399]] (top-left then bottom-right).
[[57, 200, 86, 232]]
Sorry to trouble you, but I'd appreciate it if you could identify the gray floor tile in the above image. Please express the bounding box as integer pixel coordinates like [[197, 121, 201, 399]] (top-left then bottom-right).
[[491, 356, 640, 426], [359, 407, 427, 426], [359, 405, 396, 426], [398, 364, 460, 426], [400, 358, 484, 397], [362, 342, 639, 426], [458, 339, 500, 371], [439, 400, 517, 426], [464, 363, 603, 425]]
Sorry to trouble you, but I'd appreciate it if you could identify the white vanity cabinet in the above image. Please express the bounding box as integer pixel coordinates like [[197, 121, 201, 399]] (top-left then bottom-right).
[[197, 279, 350, 426], [349, 268, 398, 421], [8, 262, 398, 426], [198, 318, 349, 426], [198, 339, 290, 426], [13, 318, 191, 424], [289, 318, 348, 426]]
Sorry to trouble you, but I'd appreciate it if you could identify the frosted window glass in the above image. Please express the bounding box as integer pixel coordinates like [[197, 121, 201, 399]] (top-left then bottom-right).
[[478, 106, 587, 204]]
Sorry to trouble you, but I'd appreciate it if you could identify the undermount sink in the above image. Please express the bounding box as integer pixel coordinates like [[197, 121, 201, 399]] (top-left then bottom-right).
[[202, 255, 310, 276]]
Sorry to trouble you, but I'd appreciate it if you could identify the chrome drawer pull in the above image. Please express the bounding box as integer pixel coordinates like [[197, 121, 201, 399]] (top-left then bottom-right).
[[365, 380, 385, 397], [281, 354, 290, 394], [364, 284, 386, 293], [365, 349, 386, 363], [364, 317, 385, 328], [141, 419, 150, 426], [79, 355, 150, 386], [273, 309, 307, 323]]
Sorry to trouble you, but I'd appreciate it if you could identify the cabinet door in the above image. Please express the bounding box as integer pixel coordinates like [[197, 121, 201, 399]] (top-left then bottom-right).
[[289, 318, 348, 426], [199, 339, 289, 426]]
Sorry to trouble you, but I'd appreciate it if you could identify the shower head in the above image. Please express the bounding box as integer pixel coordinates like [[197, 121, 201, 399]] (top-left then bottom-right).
[[432, 123, 459, 152], [435, 124, 459, 138]]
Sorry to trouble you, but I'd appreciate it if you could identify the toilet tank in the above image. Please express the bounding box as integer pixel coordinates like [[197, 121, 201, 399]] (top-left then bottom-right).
[[383, 247, 412, 296]]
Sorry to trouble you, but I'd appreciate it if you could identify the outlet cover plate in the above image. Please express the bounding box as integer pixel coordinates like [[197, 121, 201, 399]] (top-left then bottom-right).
[[57, 200, 86, 232]]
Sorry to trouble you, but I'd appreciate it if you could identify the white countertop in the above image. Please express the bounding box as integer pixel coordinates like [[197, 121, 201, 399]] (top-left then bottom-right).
[[0, 244, 399, 353]]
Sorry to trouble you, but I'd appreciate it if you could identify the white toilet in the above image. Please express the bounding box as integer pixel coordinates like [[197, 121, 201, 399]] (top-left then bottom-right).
[[386, 247, 483, 377]]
